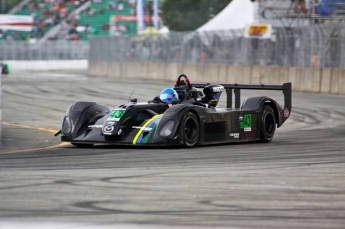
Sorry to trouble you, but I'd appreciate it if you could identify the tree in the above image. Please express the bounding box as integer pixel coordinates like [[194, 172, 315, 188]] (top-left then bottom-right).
[[1, 0, 22, 13], [160, 0, 230, 31], [160, 0, 256, 31]]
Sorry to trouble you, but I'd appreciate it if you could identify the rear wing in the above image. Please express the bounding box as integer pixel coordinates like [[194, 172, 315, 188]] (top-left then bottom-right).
[[193, 83, 292, 112]]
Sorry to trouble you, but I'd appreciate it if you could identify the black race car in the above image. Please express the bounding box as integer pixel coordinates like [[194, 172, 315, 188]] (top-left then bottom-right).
[[0, 63, 9, 74], [55, 74, 292, 147]]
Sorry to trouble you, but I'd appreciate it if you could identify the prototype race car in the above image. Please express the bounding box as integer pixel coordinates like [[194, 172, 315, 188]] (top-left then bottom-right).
[[0, 63, 9, 74], [55, 74, 292, 147]]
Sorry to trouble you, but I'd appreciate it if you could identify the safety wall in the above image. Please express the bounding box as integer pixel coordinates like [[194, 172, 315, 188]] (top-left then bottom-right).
[[88, 61, 345, 95], [6, 60, 88, 72]]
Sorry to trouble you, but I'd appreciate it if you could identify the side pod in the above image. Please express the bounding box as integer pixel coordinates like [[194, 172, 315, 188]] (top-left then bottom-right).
[[60, 101, 110, 140]]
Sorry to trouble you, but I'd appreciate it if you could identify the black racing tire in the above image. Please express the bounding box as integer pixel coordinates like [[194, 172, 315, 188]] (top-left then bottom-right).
[[182, 112, 199, 147], [71, 143, 94, 148], [260, 105, 276, 143]]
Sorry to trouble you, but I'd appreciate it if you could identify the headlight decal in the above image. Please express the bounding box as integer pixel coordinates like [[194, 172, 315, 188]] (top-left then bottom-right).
[[159, 120, 175, 137], [132, 114, 162, 145], [62, 116, 72, 135]]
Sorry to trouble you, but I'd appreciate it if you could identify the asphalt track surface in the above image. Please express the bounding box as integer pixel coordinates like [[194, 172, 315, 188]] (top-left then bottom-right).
[[1, 71, 345, 229]]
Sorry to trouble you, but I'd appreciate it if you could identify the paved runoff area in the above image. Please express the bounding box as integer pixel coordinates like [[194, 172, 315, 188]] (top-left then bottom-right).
[[0, 71, 345, 229]]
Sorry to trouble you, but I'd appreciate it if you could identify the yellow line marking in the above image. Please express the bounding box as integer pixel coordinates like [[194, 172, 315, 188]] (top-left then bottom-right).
[[2, 122, 58, 134], [0, 142, 70, 155], [1, 122, 68, 155]]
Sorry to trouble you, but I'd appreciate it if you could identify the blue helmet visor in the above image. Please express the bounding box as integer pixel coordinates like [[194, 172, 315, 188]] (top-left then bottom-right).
[[160, 93, 174, 102]]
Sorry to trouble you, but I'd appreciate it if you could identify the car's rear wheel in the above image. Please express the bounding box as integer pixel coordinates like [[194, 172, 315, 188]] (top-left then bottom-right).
[[260, 105, 276, 143], [183, 112, 199, 147], [71, 143, 94, 148]]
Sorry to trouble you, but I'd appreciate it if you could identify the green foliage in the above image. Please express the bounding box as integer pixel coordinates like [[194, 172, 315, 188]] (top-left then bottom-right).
[[160, 0, 256, 31], [160, 0, 232, 31]]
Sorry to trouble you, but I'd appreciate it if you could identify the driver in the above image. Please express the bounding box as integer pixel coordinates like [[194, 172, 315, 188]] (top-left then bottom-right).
[[149, 88, 179, 107]]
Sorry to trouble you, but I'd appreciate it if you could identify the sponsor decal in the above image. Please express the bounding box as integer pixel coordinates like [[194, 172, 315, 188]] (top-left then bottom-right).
[[104, 125, 114, 132], [247, 25, 268, 37], [117, 129, 122, 135], [88, 125, 103, 128], [132, 126, 152, 132], [284, 108, 290, 118], [212, 86, 224, 92], [133, 114, 162, 145], [239, 114, 252, 129], [244, 127, 251, 132], [244, 24, 272, 39], [230, 133, 239, 138], [107, 121, 116, 125], [0, 15, 34, 32]]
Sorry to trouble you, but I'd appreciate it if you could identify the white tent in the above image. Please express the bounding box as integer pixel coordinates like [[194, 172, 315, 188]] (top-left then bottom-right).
[[197, 0, 254, 31], [158, 26, 170, 34]]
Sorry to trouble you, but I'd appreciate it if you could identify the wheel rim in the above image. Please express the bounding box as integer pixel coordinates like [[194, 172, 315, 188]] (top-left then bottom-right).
[[185, 117, 197, 142], [264, 113, 275, 136]]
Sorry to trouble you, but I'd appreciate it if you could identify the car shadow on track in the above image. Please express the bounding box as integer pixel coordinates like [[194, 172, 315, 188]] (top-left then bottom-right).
[[64, 140, 261, 151]]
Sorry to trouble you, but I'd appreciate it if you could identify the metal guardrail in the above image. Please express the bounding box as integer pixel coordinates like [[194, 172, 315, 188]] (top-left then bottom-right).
[[0, 41, 89, 60]]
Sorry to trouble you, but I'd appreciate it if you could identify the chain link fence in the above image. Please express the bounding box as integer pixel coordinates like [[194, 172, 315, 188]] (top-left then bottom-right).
[[1, 23, 344, 68], [90, 22, 345, 68], [0, 41, 89, 60]]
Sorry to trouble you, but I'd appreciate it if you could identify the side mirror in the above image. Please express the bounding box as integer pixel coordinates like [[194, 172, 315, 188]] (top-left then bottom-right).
[[172, 99, 181, 105]]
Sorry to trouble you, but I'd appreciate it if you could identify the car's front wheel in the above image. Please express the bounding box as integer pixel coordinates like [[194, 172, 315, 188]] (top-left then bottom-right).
[[260, 105, 276, 143], [183, 112, 199, 147]]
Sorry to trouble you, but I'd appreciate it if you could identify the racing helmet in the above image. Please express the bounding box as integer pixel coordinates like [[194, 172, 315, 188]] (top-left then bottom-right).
[[159, 88, 179, 104]]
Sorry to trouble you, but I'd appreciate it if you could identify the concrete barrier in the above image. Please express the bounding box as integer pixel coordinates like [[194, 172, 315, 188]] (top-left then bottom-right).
[[320, 68, 332, 94], [181, 64, 198, 82], [88, 60, 109, 77], [242, 65, 253, 84], [288, 67, 298, 91], [261, 65, 276, 85], [330, 68, 344, 95], [107, 62, 121, 79], [120, 62, 131, 79], [251, 65, 261, 84], [87, 61, 97, 76], [87, 60, 345, 96], [290, 68, 304, 92], [218, 64, 228, 83], [228, 65, 243, 84], [201, 64, 219, 84], [311, 68, 321, 93], [166, 63, 183, 82], [337, 69, 345, 95], [302, 68, 313, 92]]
